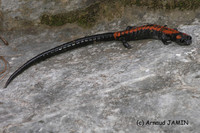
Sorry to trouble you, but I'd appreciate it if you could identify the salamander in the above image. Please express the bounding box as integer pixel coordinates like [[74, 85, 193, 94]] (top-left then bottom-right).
[[4, 24, 192, 88]]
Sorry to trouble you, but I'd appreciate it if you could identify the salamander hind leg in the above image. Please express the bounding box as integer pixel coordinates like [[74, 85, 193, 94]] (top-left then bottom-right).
[[122, 41, 131, 49], [126, 26, 136, 30], [119, 37, 131, 49]]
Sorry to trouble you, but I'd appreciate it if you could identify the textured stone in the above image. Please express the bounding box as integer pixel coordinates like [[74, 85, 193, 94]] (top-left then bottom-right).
[[0, 0, 200, 133]]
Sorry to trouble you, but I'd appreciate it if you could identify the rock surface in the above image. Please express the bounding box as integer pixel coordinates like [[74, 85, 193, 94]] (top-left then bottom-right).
[[0, 0, 200, 133]]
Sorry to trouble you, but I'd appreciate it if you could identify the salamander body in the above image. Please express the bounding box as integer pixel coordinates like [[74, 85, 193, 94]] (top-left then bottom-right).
[[4, 24, 192, 88]]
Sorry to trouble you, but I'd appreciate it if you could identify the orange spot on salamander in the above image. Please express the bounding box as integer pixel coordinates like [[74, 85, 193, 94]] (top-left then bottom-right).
[[162, 30, 179, 34], [148, 26, 153, 30], [125, 31, 129, 34], [176, 35, 182, 39], [145, 26, 150, 30], [138, 27, 141, 31], [113, 32, 118, 39], [162, 27, 179, 34], [117, 32, 121, 37]]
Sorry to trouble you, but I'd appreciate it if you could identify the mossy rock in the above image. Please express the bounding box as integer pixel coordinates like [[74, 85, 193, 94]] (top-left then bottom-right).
[[41, 3, 100, 28], [40, 0, 200, 28]]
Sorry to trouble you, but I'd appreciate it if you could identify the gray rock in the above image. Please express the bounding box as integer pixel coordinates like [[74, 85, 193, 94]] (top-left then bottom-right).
[[0, 0, 200, 133], [1, 24, 199, 133]]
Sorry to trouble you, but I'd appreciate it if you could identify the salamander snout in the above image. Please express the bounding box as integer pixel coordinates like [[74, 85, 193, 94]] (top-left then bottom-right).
[[176, 34, 192, 46]]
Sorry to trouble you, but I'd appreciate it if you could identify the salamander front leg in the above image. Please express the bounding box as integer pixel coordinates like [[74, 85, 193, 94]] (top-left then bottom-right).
[[161, 34, 172, 45], [122, 39, 131, 49], [162, 39, 172, 45]]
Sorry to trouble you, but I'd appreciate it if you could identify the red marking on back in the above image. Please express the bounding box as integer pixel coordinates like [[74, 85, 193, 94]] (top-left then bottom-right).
[[161, 27, 180, 34], [153, 26, 161, 31], [125, 31, 129, 34], [162, 29, 179, 34], [129, 29, 135, 33], [113, 24, 185, 40], [117, 32, 121, 37], [113, 32, 118, 39], [142, 26, 145, 30], [145, 26, 150, 30], [149, 26, 153, 30]]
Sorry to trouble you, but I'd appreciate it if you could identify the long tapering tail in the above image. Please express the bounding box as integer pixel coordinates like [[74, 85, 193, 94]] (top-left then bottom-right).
[[4, 32, 115, 88]]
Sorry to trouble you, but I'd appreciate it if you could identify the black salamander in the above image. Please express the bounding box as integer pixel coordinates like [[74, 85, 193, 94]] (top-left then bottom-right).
[[4, 24, 192, 88]]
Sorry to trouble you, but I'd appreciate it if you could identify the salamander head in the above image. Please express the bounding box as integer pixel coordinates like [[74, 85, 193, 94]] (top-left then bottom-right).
[[175, 33, 192, 46]]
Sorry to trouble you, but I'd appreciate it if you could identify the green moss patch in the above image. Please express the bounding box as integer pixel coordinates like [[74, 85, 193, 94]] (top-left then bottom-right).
[[41, 3, 100, 28], [122, 0, 200, 10], [40, 0, 200, 28]]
